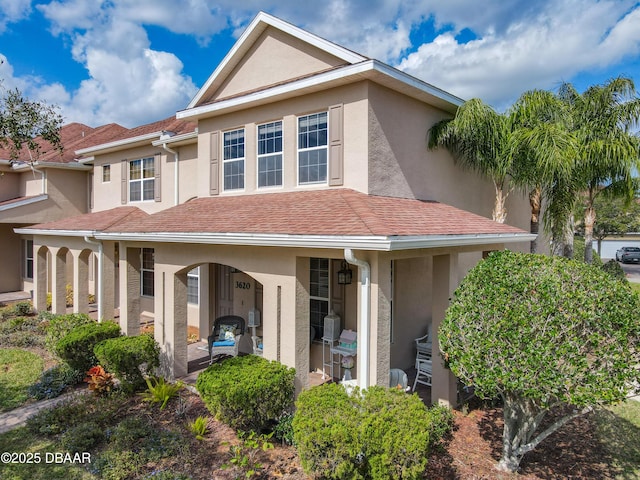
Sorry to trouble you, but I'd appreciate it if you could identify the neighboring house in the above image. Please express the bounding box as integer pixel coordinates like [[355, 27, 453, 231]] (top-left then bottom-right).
[[14, 12, 534, 405]]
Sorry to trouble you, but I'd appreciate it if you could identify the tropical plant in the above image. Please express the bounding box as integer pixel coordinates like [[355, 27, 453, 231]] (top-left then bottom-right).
[[187, 415, 209, 440], [140, 376, 184, 409], [440, 250, 640, 472], [222, 430, 274, 479], [84, 365, 114, 396], [556, 77, 640, 263]]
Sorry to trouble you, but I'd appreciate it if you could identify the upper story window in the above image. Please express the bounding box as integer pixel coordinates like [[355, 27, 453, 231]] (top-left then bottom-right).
[[102, 164, 111, 183], [257, 121, 283, 188], [298, 112, 328, 185], [223, 129, 245, 191], [130, 157, 155, 202]]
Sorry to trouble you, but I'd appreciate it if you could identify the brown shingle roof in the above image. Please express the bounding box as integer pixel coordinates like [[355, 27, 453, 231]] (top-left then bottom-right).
[[103, 189, 526, 237], [104, 117, 196, 143], [26, 206, 148, 232]]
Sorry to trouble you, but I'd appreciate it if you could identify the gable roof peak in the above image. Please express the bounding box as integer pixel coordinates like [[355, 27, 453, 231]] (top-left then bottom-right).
[[187, 11, 367, 109]]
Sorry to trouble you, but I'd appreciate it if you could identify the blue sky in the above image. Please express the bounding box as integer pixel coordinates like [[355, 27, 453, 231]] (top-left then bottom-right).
[[1, 0, 640, 128]]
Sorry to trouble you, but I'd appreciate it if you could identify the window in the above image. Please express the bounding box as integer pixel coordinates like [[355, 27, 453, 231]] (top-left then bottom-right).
[[129, 157, 155, 202], [257, 121, 283, 188], [187, 267, 199, 304], [24, 240, 33, 279], [102, 164, 111, 182], [223, 129, 245, 190], [298, 112, 328, 184], [141, 248, 154, 297], [310, 258, 330, 341]]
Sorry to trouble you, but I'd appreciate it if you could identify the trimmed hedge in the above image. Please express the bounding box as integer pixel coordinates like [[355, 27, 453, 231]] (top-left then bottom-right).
[[293, 383, 453, 480], [43, 312, 94, 353], [55, 321, 121, 373], [94, 334, 160, 392], [196, 355, 295, 432]]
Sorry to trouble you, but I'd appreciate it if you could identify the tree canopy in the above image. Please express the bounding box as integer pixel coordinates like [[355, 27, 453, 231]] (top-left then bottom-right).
[[0, 84, 63, 162], [440, 250, 640, 472]]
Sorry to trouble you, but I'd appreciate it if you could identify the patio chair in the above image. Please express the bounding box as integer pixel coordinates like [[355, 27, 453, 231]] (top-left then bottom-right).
[[207, 315, 245, 364], [389, 368, 409, 392], [412, 358, 433, 392], [414, 324, 432, 369]]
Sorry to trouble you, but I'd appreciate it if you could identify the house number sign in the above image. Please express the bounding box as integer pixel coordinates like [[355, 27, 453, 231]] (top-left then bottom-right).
[[235, 281, 251, 290]]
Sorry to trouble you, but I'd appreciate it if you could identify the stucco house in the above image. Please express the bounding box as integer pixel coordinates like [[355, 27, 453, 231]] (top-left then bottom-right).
[[12, 12, 535, 406]]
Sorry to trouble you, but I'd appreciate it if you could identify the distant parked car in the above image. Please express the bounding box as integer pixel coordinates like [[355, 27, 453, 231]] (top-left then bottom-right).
[[615, 246, 640, 263]]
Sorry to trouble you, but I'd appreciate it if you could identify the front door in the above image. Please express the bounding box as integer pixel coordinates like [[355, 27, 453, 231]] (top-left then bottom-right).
[[216, 264, 234, 317]]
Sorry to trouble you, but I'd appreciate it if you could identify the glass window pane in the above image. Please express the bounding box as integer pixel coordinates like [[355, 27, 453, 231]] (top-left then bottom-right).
[[130, 160, 141, 180], [130, 182, 141, 202]]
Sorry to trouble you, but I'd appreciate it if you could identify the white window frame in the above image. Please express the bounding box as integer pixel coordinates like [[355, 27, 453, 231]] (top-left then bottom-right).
[[257, 121, 284, 189], [24, 239, 33, 280], [102, 164, 111, 183], [129, 157, 155, 202], [309, 258, 330, 342], [223, 128, 245, 191], [297, 112, 328, 185], [187, 267, 199, 305], [141, 248, 154, 297]]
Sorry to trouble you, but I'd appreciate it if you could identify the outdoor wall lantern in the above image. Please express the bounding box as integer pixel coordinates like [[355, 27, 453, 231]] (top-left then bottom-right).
[[337, 261, 353, 285]]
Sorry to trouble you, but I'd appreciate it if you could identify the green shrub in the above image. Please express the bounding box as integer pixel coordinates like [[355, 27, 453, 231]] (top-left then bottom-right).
[[187, 415, 209, 440], [60, 421, 105, 453], [28, 363, 83, 400], [0, 315, 46, 348], [94, 334, 160, 392], [602, 259, 628, 282], [196, 355, 295, 432], [43, 312, 94, 352], [293, 384, 452, 480], [12, 301, 33, 316], [273, 411, 295, 446], [55, 321, 121, 373]]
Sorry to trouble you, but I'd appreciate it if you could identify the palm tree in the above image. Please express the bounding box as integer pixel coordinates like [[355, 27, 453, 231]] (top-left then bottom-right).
[[558, 77, 640, 263], [428, 98, 514, 223], [509, 90, 575, 253]]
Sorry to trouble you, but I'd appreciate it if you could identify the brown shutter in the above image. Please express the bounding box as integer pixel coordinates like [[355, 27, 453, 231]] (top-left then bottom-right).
[[121, 160, 128, 204], [210, 131, 220, 196], [154, 153, 161, 202], [328, 104, 344, 186]]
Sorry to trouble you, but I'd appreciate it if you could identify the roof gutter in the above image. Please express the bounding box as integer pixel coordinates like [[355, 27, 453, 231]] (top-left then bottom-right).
[[344, 249, 370, 390], [84, 235, 104, 322]]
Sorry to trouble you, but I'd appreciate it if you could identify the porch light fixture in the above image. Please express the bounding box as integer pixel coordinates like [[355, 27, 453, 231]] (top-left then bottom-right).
[[337, 261, 353, 285]]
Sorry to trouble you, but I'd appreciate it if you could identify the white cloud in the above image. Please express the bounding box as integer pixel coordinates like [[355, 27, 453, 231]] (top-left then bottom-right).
[[397, 1, 640, 108], [0, 0, 32, 33]]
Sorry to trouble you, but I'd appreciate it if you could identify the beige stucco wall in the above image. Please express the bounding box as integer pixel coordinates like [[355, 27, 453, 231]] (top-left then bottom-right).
[[212, 26, 347, 102], [91, 143, 197, 214], [367, 83, 531, 236], [0, 172, 20, 202], [197, 82, 369, 197], [0, 224, 23, 292]]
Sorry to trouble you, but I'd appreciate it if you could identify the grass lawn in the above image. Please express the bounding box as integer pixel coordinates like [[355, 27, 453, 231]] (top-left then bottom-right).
[[594, 401, 640, 479], [0, 348, 43, 412], [629, 282, 640, 295]]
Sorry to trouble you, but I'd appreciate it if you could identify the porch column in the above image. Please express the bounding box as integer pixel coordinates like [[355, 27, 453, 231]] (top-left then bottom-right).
[[431, 253, 459, 407], [293, 257, 311, 393], [372, 255, 392, 387], [119, 246, 141, 335], [198, 264, 211, 340], [72, 250, 90, 314], [51, 248, 68, 315], [157, 269, 188, 379], [33, 246, 48, 312], [102, 241, 117, 320]]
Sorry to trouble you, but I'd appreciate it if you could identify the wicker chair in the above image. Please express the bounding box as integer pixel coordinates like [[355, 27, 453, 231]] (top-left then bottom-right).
[[207, 315, 245, 364]]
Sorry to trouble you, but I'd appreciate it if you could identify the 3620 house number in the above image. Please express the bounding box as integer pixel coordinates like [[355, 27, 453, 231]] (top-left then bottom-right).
[[235, 281, 251, 290]]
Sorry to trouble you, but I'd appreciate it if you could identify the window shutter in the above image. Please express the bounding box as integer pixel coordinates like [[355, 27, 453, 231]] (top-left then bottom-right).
[[154, 153, 161, 202], [328, 104, 344, 186], [121, 160, 128, 204], [210, 131, 220, 196], [89, 172, 94, 210]]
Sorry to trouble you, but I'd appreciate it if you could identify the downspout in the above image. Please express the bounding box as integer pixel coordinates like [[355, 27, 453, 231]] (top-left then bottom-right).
[[84, 235, 103, 322], [344, 249, 370, 389], [26, 163, 47, 194], [161, 143, 179, 206]]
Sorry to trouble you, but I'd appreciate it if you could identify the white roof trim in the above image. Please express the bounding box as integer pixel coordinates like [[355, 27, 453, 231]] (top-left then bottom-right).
[[93, 231, 535, 251], [14, 227, 95, 237], [179, 60, 462, 121], [187, 11, 366, 109], [151, 131, 198, 147], [0, 195, 48, 212], [76, 132, 161, 156], [10, 161, 92, 171]]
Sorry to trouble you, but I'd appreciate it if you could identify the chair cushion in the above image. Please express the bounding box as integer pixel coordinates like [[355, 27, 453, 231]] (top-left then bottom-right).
[[218, 324, 236, 341], [213, 340, 235, 347]]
